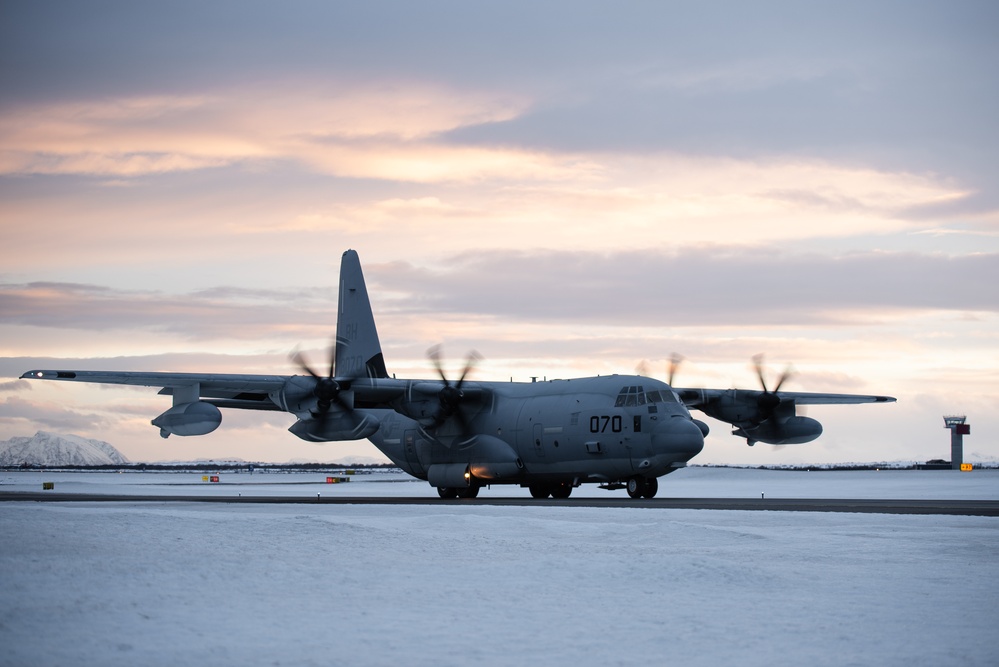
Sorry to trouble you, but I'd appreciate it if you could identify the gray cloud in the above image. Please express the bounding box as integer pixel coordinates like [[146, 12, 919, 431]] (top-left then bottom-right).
[[6, 2, 993, 93], [0, 396, 106, 430], [1, 248, 994, 340], [0, 282, 334, 339], [367, 248, 999, 327], [2, 2, 995, 242], [4, 2, 995, 181], [0, 380, 30, 392], [1, 353, 290, 380]]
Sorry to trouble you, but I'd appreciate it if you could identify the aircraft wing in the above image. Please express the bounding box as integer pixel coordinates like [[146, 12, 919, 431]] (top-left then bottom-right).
[[675, 387, 896, 408], [20, 369, 290, 410], [673, 387, 896, 445], [767, 390, 896, 405]]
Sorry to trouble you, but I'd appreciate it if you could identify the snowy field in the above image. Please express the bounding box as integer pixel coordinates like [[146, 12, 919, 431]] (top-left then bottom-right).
[[2, 468, 998, 667]]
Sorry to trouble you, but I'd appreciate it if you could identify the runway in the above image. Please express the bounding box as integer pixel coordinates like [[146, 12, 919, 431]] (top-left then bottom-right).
[[3, 491, 997, 516]]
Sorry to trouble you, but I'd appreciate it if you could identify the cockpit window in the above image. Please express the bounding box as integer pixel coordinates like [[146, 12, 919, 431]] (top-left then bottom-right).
[[647, 390, 678, 404], [617, 385, 674, 407], [616, 387, 679, 406]]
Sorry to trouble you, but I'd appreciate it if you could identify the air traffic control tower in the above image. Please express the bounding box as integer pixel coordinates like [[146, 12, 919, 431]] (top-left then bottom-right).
[[943, 415, 970, 470]]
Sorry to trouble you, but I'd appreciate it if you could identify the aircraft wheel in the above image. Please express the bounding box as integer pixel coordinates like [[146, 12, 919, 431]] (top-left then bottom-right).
[[437, 486, 459, 499], [529, 484, 551, 499], [551, 483, 572, 499], [643, 477, 659, 499], [626, 476, 646, 499], [456, 484, 480, 499]]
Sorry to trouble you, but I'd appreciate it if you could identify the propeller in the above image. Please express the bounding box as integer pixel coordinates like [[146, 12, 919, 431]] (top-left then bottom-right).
[[426, 345, 482, 431], [291, 337, 353, 418], [667, 353, 684, 386], [751, 354, 794, 416], [636, 353, 682, 383]]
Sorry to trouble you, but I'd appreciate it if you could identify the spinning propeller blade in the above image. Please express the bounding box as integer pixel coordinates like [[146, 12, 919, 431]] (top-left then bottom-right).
[[426, 345, 481, 431], [290, 338, 353, 417], [667, 353, 684, 386], [751, 354, 794, 418]]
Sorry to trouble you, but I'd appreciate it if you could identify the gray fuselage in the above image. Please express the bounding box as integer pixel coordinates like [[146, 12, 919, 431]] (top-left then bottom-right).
[[367, 374, 705, 488]]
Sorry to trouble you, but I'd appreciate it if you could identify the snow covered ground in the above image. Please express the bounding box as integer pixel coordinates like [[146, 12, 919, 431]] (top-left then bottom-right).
[[2, 468, 997, 666]]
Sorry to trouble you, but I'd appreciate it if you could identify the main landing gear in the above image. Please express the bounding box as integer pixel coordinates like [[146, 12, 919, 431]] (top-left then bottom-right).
[[439, 477, 659, 500], [626, 476, 659, 499], [528, 482, 573, 499], [437, 485, 480, 499]]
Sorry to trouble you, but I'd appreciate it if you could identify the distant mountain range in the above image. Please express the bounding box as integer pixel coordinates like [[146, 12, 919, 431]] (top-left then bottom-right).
[[0, 431, 391, 467], [0, 431, 130, 466]]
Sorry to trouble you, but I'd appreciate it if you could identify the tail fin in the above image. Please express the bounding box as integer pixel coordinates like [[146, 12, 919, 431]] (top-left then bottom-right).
[[336, 250, 389, 379]]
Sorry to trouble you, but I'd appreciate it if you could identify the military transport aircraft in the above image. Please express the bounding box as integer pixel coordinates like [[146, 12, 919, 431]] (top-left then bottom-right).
[[22, 250, 895, 499]]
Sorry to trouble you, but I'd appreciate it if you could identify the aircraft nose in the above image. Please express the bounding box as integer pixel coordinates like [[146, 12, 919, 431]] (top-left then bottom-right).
[[651, 416, 705, 460]]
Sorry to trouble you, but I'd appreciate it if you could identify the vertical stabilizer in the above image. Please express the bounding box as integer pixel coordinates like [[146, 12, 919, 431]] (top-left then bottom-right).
[[336, 250, 389, 378]]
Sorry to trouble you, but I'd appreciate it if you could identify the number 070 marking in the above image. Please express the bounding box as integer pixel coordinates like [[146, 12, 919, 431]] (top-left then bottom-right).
[[589, 415, 622, 433]]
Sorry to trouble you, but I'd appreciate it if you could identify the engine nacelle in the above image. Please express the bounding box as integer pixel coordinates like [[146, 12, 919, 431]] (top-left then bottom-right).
[[287, 412, 380, 442], [427, 463, 471, 488], [464, 434, 524, 481], [735, 416, 823, 445], [152, 401, 222, 438]]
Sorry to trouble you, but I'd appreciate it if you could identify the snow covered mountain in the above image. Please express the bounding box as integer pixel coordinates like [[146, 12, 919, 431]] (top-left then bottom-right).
[[0, 431, 130, 466]]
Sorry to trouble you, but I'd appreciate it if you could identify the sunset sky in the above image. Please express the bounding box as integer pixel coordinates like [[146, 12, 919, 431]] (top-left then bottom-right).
[[2, 1, 997, 465]]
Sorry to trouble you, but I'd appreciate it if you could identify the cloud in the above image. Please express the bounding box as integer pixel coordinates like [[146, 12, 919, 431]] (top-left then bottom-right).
[[5, 3, 996, 188], [0, 75, 975, 222], [0, 282, 335, 340], [295, 140, 601, 184], [0, 84, 533, 180], [0, 354, 292, 381], [0, 380, 30, 392], [231, 151, 966, 244], [367, 247, 999, 326], [0, 396, 106, 430], [1, 248, 994, 344]]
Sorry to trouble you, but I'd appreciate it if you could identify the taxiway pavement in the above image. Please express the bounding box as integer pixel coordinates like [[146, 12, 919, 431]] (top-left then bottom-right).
[[2, 491, 997, 516]]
